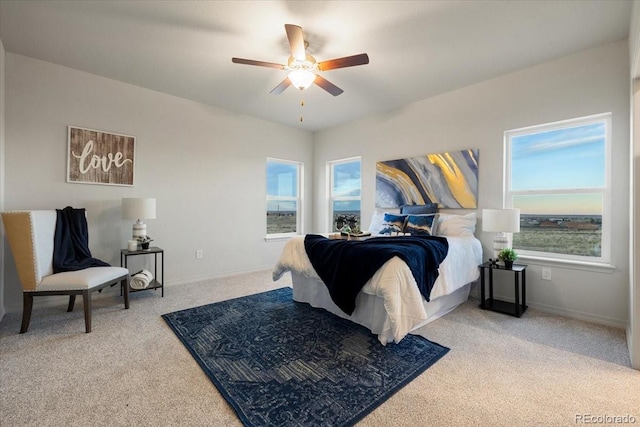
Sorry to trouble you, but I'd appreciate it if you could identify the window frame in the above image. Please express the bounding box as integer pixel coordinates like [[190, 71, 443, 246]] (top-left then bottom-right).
[[266, 157, 303, 239], [327, 156, 362, 232], [504, 113, 612, 265]]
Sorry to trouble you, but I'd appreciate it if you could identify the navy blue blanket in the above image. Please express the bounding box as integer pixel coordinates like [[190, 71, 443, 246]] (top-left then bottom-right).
[[304, 234, 449, 315], [53, 207, 110, 273]]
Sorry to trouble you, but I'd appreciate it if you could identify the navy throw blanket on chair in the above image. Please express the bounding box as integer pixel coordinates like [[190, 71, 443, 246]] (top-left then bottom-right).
[[53, 207, 110, 273], [304, 234, 449, 315]]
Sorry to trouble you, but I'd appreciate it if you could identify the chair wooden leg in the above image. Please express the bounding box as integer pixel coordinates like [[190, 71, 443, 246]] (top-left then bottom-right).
[[20, 293, 34, 334], [82, 290, 92, 333], [67, 295, 76, 312], [122, 278, 130, 309]]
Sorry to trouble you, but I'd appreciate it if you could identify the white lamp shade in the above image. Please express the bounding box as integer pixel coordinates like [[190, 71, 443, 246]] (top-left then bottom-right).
[[482, 208, 520, 233], [122, 198, 156, 220]]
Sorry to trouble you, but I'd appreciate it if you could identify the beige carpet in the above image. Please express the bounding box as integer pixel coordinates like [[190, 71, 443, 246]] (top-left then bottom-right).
[[1, 270, 638, 427]]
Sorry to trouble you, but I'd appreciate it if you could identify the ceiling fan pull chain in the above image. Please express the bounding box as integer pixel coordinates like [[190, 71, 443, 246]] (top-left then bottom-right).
[[300, 96, 304, 122]]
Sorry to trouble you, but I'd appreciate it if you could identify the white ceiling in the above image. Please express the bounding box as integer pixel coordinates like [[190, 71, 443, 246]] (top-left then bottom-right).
[[0, 0, 632, 132]]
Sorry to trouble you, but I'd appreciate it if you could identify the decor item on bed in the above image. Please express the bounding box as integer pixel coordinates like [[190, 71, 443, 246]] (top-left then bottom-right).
[[400, 203, 438, 215], [162, 288, 449, 427], [404, 213, 439, 236], [273, 211, 482, 344], [340, 230, 371, 238], [375, 149, 478, 209], [436, 212, 477, 237], [378, 212, 408, 235], [67, 126, 135, 186], [335, 213, 359, 231], [368, 206, 440, 236], [367, 209, 387, 234]]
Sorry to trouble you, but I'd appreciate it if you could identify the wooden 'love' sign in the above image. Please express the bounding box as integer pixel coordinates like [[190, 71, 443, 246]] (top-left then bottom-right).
[[67, 126, 135, 186]]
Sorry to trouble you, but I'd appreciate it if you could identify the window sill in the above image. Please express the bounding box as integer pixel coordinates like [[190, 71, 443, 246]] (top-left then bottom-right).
[[518, 255, 616, 273], [264, 233, 300, 242]]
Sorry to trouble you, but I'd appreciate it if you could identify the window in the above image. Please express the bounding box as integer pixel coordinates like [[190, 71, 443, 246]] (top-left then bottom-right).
[[505, 113, 610, 263], [266, 158, 302, 236], [328, 157, 361, 232]]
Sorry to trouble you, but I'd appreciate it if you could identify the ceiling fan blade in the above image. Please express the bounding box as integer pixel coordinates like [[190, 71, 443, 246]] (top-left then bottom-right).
[[270, 78, 292, 95], [314, 75, 344, 96], [285, 24, 306, 61], [232, 58, 284, 69], [317, 53, 370, 71]]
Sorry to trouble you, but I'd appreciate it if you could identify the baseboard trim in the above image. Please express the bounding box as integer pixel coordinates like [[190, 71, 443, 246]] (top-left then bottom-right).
[[163, 266, 274, 288], [490, 292, 626, 329]]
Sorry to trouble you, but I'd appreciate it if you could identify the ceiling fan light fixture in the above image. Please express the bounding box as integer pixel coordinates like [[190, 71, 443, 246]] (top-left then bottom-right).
[[288, 69, 316, 90], [232, 24, 367, 97]]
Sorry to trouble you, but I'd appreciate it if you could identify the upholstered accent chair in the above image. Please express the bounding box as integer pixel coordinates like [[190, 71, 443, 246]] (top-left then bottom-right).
[[1, 211, 130, 333]]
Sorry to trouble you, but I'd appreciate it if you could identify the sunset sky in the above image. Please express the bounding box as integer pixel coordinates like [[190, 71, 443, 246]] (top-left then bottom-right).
[[510, 121, 605, 215]]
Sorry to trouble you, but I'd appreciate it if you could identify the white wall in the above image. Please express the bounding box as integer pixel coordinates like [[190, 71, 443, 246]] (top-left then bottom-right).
[[631, 80, 639, 369], [2, 53, 313, 313], [314, 40, 630, 327], [628, 0, 640, 370]]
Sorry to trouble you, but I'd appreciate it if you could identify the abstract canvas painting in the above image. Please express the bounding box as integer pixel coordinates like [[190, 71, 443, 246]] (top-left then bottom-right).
[[376, 149, 478, 208]]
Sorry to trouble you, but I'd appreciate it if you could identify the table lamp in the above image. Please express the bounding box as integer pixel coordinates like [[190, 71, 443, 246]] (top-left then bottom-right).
[[122, 198, 156, 239], [482, 208, 520, 259]]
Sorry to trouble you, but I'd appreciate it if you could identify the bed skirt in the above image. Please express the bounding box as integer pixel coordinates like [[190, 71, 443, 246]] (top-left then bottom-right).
[[291, 271, 471, 345]]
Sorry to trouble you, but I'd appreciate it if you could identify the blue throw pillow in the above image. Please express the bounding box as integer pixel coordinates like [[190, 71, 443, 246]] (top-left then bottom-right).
[[400, 203, 438, 215], [379, 213, 407, 235], [404, 214, 440, 236]]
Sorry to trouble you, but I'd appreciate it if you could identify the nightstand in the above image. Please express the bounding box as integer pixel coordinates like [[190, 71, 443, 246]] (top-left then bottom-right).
[[121, 246, 164, 296], [479, 261, 527, 317]]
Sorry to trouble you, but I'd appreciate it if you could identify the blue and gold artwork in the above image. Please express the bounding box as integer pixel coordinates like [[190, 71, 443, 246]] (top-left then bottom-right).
[[376, 149, 479, 208]]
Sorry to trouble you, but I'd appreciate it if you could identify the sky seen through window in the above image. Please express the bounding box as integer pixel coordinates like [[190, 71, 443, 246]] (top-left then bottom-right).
[[511, 122, 605, 215]]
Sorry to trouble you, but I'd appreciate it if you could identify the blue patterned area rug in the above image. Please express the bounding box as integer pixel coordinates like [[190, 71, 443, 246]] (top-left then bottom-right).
[[162, 287, 449, 427]]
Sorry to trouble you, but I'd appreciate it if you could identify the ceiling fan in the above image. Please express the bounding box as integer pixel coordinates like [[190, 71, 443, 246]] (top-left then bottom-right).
[[232, 24, 369, 96]]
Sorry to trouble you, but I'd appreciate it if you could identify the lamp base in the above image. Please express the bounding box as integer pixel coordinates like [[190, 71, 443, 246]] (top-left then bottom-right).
[[132, 219, 147, 239], [492, 232, 512, 259]]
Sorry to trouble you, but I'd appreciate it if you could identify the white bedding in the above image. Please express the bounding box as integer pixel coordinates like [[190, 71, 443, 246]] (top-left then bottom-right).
[[273, 235, 482, 343]]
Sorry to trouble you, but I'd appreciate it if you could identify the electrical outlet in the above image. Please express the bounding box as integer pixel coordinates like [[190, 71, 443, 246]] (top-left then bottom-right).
[[541, 267, 552, 281], [196, 249, 203, 259]]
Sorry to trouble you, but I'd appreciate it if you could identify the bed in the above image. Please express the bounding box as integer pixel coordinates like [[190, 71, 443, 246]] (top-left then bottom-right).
[[273, 210, 482, 345]]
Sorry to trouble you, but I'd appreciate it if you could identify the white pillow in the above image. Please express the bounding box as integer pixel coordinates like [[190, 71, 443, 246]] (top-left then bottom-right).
[[436, 212, 476, 237], [367, 210, 387, 234]]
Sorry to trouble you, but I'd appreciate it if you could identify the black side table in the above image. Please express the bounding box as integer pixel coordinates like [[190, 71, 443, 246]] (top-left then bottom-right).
[[120, 246, 164, 297], [479, 261, 527, 317]]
